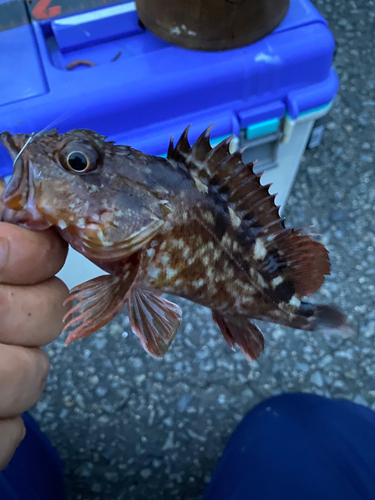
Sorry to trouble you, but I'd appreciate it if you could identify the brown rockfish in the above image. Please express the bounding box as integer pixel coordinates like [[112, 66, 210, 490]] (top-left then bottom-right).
[[0, 126, 349, 360]]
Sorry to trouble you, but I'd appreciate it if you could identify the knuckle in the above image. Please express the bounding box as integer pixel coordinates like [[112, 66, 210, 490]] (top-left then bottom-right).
[[42, 230, 68, 267], [34, 349, 50, 392], [18, 347, 50, 390], [0, 285, 11, 317]]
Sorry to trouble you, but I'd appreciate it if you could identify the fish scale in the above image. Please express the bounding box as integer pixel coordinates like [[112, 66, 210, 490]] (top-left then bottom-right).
[[0, 125, 350, 362]]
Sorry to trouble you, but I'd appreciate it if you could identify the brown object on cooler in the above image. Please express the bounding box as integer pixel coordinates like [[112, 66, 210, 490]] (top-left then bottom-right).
[[135, 0, 290, 51]]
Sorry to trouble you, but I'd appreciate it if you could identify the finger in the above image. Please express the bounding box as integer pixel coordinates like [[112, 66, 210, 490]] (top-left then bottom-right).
[[0, 223, 68, 285], [0, 277, 69, 347], [0, 416, 26, 471], [0, 345, 49, 418]]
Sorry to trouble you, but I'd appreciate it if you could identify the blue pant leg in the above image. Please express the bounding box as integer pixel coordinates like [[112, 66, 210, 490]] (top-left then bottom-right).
[[0, 412, 64, 500], [203, 393, 375, 500]]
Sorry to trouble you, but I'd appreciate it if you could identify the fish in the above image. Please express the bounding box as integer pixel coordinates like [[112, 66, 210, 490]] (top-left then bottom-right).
[[0, 126, 350, 361]]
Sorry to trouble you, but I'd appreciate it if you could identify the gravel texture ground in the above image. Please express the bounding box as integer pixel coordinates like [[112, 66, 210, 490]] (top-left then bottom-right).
[[30, 0, 375, 498]]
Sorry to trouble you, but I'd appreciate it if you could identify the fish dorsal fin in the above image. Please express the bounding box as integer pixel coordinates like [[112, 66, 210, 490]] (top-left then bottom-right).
[[168, 124, 229, 177], [168, 125, 331, 299], [168, 125, 284, 235]]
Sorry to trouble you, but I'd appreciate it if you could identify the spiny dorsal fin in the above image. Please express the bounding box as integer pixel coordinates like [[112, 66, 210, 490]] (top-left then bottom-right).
[[168, 124, 230, 177], [167, 125, 192, 163], [168, 125, 283, 235]]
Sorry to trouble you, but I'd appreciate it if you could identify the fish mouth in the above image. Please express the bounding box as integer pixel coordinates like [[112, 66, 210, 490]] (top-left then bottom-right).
[[0, 131, 32, 211], [0, 131, 52, 230], [0, 131, 24, 163]]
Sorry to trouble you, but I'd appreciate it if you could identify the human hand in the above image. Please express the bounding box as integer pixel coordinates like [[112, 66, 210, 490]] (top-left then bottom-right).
[[0, 221, 69, 470]]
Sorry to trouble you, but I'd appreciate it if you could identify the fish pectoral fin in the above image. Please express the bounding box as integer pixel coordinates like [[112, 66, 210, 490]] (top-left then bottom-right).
[[212, 311, 264, 361], [127, 286, 182, 358], [63, 255, 141, 343]]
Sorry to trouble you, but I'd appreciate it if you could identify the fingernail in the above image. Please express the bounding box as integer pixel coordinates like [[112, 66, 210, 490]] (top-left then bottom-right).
[[0, 238, 9, 276]]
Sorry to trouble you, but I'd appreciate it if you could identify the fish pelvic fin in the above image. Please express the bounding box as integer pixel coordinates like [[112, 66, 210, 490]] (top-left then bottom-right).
[[212, 311, 265, 361], [63, 253, 141, 344], [127, 286, 182, 358]]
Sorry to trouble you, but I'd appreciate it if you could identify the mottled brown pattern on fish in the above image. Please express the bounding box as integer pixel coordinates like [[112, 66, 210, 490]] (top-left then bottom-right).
[[144, 222, 238, 309], [0, 125, 349, 361], [142, 198, 313, 332]]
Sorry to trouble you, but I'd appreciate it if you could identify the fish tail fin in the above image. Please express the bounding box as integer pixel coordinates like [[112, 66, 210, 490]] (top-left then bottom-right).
[[311, 304, 353, 338], [212, 311, 264, 361], [297, 301, 353, 338]]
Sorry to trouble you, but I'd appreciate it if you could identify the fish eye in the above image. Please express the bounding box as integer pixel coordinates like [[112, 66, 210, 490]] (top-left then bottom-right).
[[58, 139, 102, 175], [66, 151, 90, 172]]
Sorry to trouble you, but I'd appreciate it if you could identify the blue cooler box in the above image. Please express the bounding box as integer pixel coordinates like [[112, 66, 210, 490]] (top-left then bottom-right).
[[0, 0, 338, 289]]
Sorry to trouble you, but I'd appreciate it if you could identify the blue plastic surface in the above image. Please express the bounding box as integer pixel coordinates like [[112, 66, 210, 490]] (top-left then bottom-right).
[[246, 118, 281, 140], [0, 0, 338, 177], [238, 101, 286, 129], [51, 2, 143, 53], [0, 24, 48, 107]]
